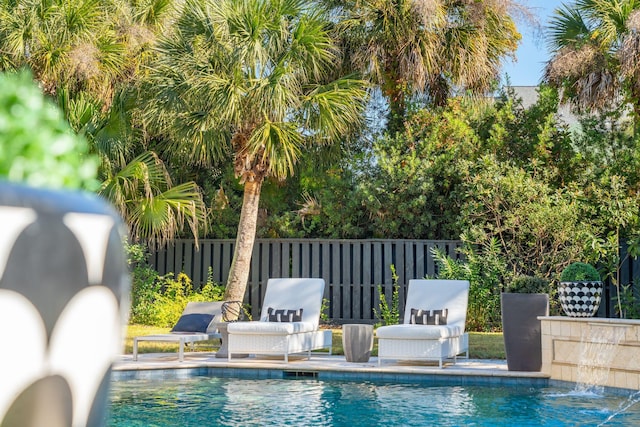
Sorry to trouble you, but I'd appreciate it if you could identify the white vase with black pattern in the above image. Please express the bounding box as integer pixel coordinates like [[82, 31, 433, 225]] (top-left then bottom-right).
[[0, 182, 130, 427], [558, 281, 603, 317]]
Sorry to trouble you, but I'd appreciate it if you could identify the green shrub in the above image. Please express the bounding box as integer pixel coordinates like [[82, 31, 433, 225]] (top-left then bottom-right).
[[560, 262, 600, 282], [505, 274, 560, 315], [374, 265, 401, 326], [147, 272, 226, 327], [126, 242, 225, 326], [506, 275, 550, 294], [0, 70, 99, 190], [126, 242, 163, 324], [619, 283, 640, 319], [432, 238, 507, 332]]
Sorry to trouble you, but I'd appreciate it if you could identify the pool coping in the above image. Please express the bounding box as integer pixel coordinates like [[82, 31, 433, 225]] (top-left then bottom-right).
[[113, 353, 550, 387]]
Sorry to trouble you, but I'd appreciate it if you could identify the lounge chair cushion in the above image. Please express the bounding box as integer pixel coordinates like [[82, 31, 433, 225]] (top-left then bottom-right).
[[171, 313, 215, 333], [409, 308, 448, 325], [267, 307, 303, 322], [228, 320, 316, 335], [375, 324, 463, 339], [168, 301, 224, 333]]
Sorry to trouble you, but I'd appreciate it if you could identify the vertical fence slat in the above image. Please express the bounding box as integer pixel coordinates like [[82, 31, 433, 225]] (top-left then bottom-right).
[[383, 241, 393, 285], [183, 242, 193, 282], [342, 242, 351, 320], [175, 242, 184, 274], [152, 246, 166, 277], [352, 242, 362, 320], [330, 243, 341, 319], [202, 242, 213, 283], [166, 244, 176, 274], [321, 242, 331, 313], [312, 241, 321, 278], [260, 241, 270, 281], [362, 241, 372, 285], [301, 242, 310, 277], [288, 242, 298, 277], [271, 240, 281, 278], [373, 242, 383, 285], [415, 243, 426, 279]]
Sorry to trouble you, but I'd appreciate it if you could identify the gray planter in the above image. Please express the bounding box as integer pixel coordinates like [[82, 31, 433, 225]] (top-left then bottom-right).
[[558, 281, 602, 317], [343, 324, 373, 363], [501, 293, 549, 372]]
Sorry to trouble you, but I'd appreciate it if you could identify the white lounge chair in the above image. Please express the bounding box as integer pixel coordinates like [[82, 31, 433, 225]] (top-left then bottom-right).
[[132, 301, 224, 362], [226, 278, 332, 362], [376, 279, 470, 368]]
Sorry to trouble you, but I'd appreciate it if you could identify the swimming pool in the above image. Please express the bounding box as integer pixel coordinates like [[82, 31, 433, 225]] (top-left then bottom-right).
[[107, 374, 640, 426]]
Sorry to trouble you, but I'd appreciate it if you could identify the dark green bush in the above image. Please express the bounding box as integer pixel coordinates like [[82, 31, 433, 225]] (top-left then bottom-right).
[[560, 262, 601, 282], [506, 275, 550, 294]]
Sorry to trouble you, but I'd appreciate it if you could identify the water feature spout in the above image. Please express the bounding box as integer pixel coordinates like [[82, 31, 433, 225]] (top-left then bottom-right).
[[576, 322, 629, 394]]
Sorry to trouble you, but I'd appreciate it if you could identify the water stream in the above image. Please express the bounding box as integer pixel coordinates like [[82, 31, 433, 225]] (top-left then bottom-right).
[[575, 321, 640, 425], [575, 322, 627, 393], [598, 390, 640, 426]]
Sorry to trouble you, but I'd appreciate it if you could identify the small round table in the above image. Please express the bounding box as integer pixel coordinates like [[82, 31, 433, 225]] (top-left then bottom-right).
[[342, 324, 374, 363]]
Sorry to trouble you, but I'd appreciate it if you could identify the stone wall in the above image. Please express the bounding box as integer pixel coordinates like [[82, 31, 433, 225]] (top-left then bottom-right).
[[540, 316, 640, 390]]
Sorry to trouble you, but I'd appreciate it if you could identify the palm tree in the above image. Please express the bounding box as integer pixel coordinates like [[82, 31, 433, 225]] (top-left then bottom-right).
[[142, 0, 368, 304], [0, 0, 210, 247], [545, 0, 640, 122], [330, 0, 521, 133]]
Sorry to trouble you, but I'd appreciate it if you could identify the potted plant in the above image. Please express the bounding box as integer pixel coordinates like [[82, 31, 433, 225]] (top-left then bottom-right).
[[558, 262, 602, 317], [501, 275, 550, 371]]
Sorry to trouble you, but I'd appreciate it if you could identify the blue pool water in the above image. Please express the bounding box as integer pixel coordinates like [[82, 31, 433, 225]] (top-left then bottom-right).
[[107, 376, 640, 426]]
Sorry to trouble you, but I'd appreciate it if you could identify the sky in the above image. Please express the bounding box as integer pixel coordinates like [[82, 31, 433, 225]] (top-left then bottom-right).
[[500, 1, 565, 86]]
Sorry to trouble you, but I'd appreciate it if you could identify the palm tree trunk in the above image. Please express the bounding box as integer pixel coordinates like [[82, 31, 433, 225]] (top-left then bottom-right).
[[224, 179, 262, 313]]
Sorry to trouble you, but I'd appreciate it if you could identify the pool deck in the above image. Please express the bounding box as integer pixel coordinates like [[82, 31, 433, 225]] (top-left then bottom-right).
[[114, 353, 550, 385]]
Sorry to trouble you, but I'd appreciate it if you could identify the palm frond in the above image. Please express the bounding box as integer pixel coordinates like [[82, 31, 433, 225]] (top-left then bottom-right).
[[301, 76, 368, 142], [99, 151, 208, 248], [547, 3, 591, 50]]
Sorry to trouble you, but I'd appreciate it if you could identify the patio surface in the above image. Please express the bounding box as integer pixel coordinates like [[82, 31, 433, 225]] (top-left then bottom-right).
[[114, 353, 549, 384]]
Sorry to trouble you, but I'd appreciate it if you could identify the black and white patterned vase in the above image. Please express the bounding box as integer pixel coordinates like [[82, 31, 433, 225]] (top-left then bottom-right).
[[0, 182, 130, 427], [558, 281, 603, 317]]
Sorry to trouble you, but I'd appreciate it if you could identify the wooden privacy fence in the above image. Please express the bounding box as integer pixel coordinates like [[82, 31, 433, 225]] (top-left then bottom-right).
[[150, 239, 464, 323]]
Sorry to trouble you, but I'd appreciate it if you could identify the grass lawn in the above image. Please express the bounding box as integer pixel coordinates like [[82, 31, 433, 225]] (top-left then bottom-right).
[[125, 325, 506, 360]]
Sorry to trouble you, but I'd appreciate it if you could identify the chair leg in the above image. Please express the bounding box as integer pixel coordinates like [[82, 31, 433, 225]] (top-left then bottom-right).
[[133, 338, 138, 361]]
